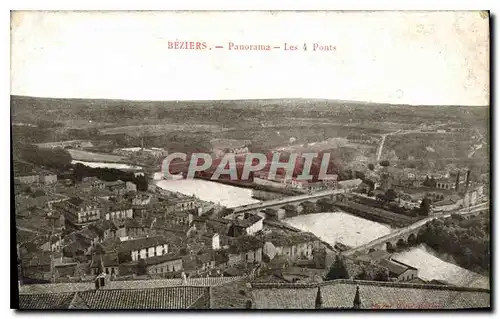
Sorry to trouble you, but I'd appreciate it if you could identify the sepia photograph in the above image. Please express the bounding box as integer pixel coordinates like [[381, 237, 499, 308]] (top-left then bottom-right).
[[10, 10, 490, 310]]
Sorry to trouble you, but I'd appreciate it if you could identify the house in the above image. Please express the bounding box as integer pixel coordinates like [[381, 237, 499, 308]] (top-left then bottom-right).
[[171, 211, 190, 225], [62, 240, 93, 259], [15, 173, 40, 185], [126, 181, 137, 192], [132, 193, 152, 206], [46, 193, 70, 210], [338, 179, 363, 191], [104, 201, 133, 221], [378, 258, 418, 282], [40, 172, 58, 185], [53, 262, 80, 280], [263, 231, 319, 262], [168, 197, 197, 212], [22, 233, 63, 254], [58, 197, 101, 230], [143, 254, 184, 275], [125, 218, 156, 238], [227, 236, 264, 266], [89, 220, 120, 241], [229, 214, 263, 237], [118, 236, 169, 262], [197, 252, 216, 271], [90, 253, 120, 276], [80, 177, 106, 190], [20, 251, 63, 282], [201, 233, 220, 250], [104, 180, 127, 196]]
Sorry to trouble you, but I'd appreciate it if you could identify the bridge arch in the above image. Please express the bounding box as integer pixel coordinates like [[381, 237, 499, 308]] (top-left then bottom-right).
[[407, 233, 417, 246], [385, 242, 395, 252], [396, 238, 407, 249]]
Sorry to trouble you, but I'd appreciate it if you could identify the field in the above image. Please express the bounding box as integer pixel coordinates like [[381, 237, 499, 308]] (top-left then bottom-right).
[[382, 132, 483, 161]]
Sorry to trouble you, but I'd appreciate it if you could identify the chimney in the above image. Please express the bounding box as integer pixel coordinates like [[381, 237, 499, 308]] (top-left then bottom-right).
[[455, 171, 460, 192], [95, 273, 107, 289], [353, 286, 361, 309], [315, 286, 323, 309], [465, 170, 471, 191], [245, 300, 253, 309]]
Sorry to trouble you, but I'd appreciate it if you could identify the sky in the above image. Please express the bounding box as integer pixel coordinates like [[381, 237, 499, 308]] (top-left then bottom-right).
[[11, 11, 489, 105]]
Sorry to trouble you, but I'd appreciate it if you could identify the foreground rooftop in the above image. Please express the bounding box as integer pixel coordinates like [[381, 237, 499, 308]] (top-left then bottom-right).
[[250, 279, 490, 309]]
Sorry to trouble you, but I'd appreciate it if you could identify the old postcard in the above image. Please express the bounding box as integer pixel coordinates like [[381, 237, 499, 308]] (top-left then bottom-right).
[[11, 10, 490, 310]]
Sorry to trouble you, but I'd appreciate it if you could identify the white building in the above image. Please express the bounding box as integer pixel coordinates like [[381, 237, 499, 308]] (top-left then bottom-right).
[[119, 236, 170, 262]]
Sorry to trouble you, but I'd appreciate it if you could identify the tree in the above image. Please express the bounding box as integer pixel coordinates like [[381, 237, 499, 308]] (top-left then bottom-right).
[[368, 163, 375, 171], [137, 258, 147, 275], [325, 255, 349, 280], [380, 160, 390, 167], [354, 171, 366, 180], [385, 189, 398, 202], [429, 177, 437, 188], [419, 197, 431, 216], [19, 144, 72, 170], [422, 176, 431, 187]]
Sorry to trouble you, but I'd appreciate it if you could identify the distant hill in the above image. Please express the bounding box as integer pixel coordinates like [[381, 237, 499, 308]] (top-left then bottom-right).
[[10, 95, 489, 128]]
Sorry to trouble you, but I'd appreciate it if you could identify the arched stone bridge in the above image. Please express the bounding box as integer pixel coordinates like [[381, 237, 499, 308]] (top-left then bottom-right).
[[227, 189, 347, 219], [342, 202, 489, 257]]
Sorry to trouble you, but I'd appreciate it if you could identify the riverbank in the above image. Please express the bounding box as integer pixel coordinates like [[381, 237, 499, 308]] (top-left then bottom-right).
[[333, 201, 416, 228], [193, 175, 304, 196]]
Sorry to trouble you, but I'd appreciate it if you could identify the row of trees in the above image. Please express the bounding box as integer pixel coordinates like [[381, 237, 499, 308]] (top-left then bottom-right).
[[73, 163, 148, 191], [16, 144, 73, 170], [325, 255, 389, 282]]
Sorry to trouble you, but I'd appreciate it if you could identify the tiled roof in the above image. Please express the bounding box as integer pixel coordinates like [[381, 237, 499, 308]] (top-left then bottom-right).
[[125, 218, 154, 229], [132, 253, 183, 266], [55, 263, 78, 277], [232, 214, 262, 228], [118, 236, 168, 253], [76, 286, 209, 309], [18, 287, 210, 309], [19, 292, 75, 310], [251, 280, 490, 309], [378, 259, 412, 276], [19, 276, 246, 295], [90, 253, 119, 268], [197, 252, 214, 264]]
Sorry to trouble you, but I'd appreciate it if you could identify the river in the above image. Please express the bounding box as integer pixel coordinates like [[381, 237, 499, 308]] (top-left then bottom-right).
[[155, 178, 261, 208], [283, 213, 489, 289], [284, 212, 392, 247], [71, 160, 142, 170], [393, 244, 489, 289], [74, 164, 489, 289]]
